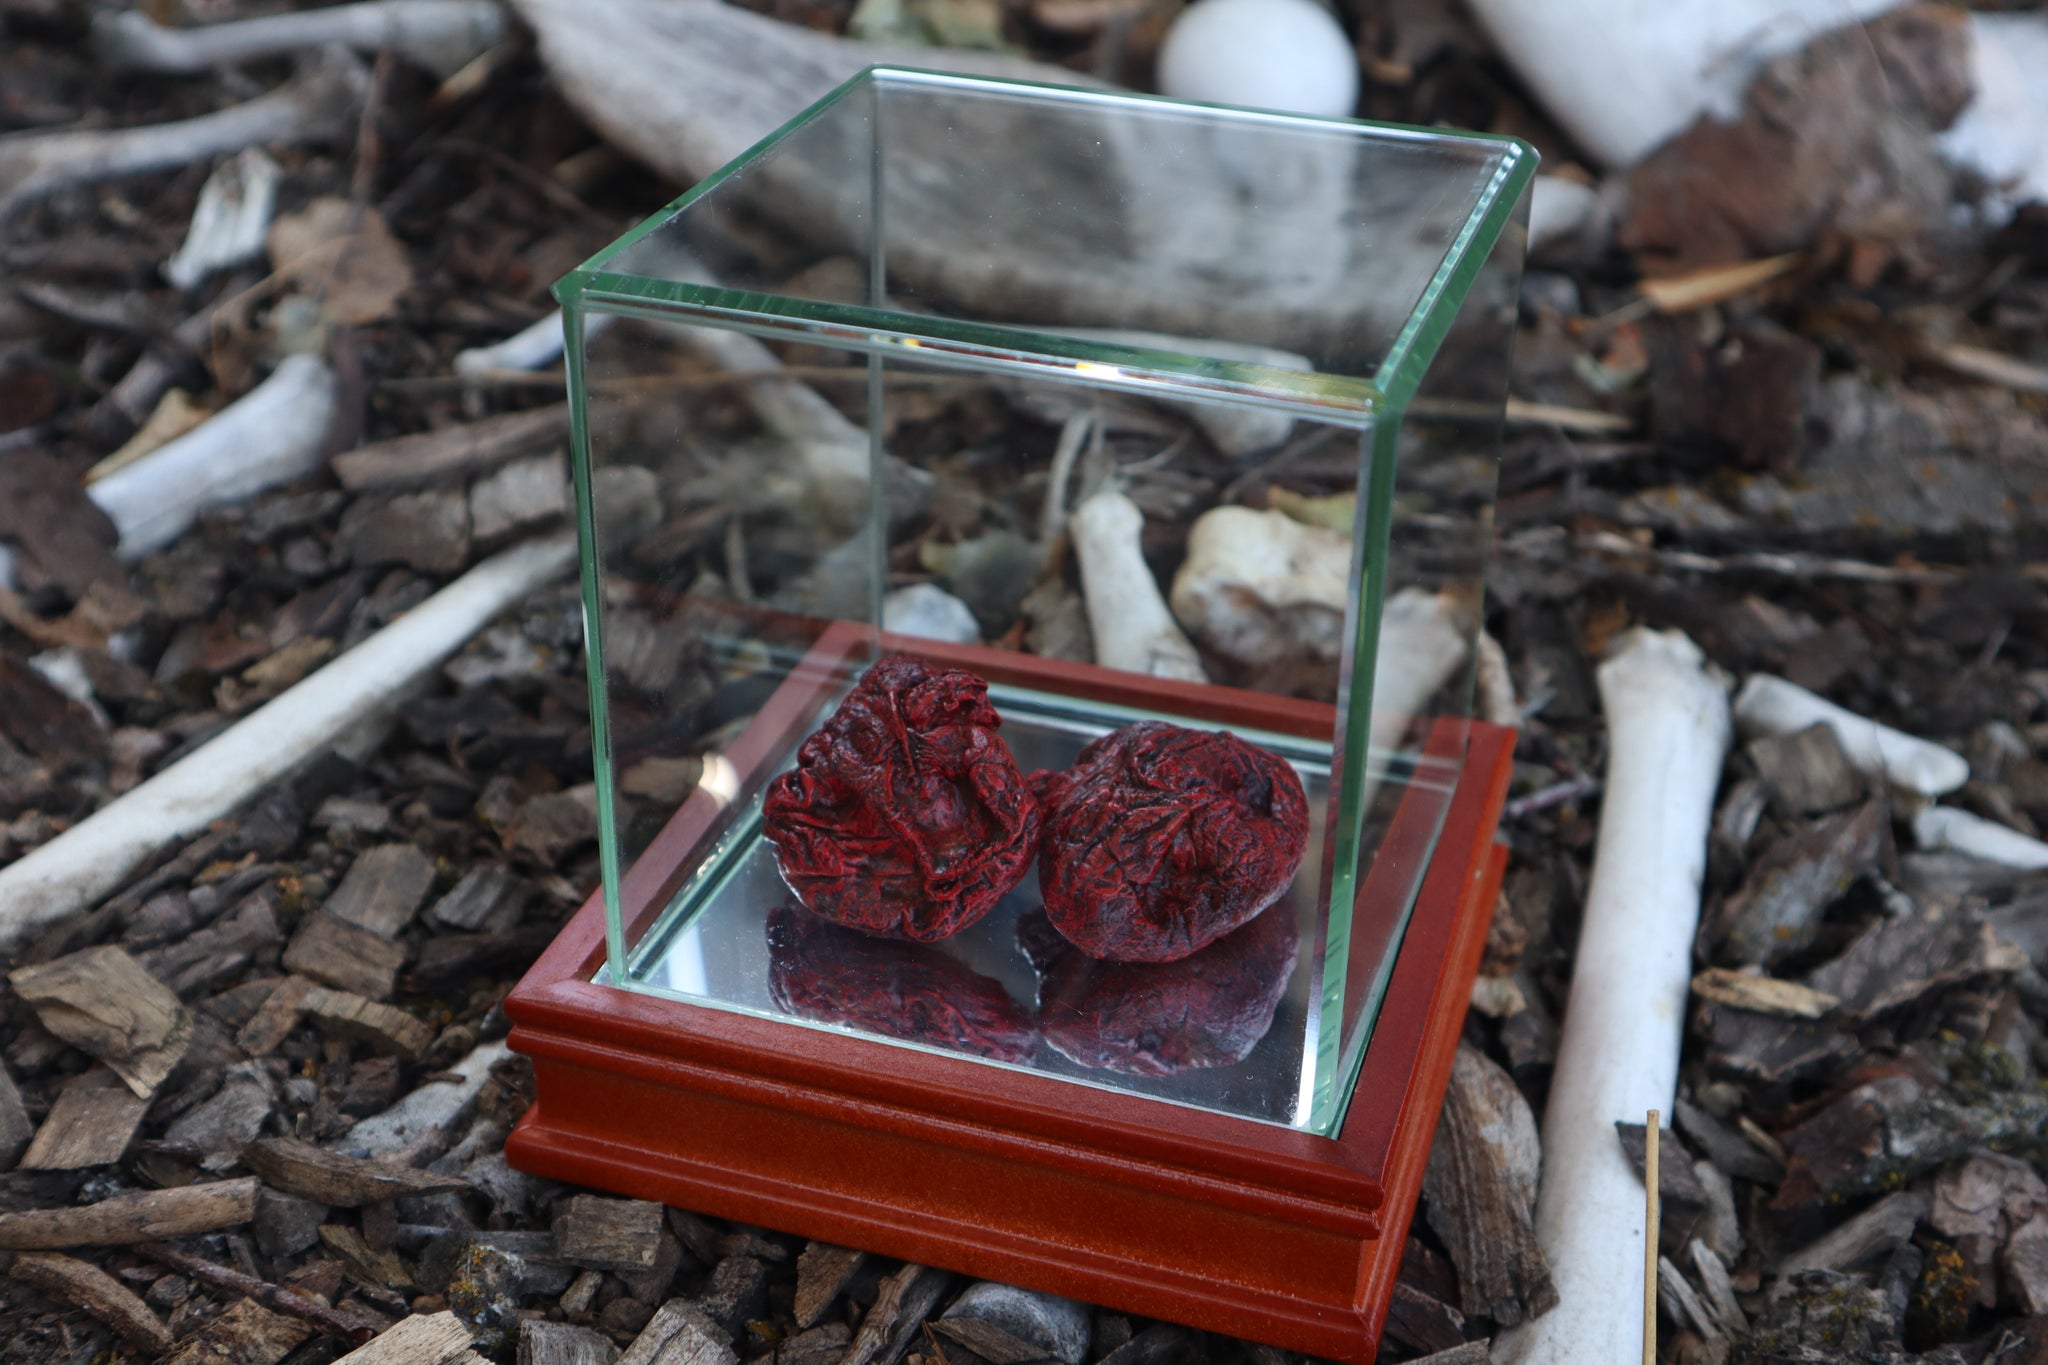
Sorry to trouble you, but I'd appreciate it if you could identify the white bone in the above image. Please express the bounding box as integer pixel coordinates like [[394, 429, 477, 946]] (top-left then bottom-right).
[[1494, 627, 1732, 1365], [1368, 588, 1471, 758], [1072, 489, 1207, 683], [1913, 805, 2048, 871], [453, 307, 614, 375], [1734, 673, 1969, 797], [91, 353, 338, 562], [93, 0, 506, 80], [882, 583, 980, 644], [164, 148, 283, 291], [0, 51, 366, 218], [1939, 13, 2048, 218], [0, 534, 575, 954]]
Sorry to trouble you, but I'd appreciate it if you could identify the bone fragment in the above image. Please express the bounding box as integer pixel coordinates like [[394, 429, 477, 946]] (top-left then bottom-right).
[[164, 149, 283, 291], [0, 536, 574, 954], [1170, 505, 1348, 668], [1734, 673, 1968, 797], [91, 353, 337, 562], [1072, 490, 1207, 683], [1913, 805, 2048, 871], [1495, 628, 1732, 1365], [454, 308, 614, 375], [0, 51, 366, 219], [1368, 589, 1471, 758], [94, 1, 506, 80]]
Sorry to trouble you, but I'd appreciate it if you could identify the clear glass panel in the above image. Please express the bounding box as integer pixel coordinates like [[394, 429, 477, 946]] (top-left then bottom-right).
[[565, 68, 1532, 1134]]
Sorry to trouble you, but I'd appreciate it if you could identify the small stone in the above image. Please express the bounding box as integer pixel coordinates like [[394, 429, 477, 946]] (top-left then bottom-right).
[[252, 1189, 327, 1260], [882, 583, 980, 644], [936, 1281, 1092, 1365]]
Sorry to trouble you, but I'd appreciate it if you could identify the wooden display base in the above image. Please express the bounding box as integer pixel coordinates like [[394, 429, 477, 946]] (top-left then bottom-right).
[[504, 638, 1512, 1363]]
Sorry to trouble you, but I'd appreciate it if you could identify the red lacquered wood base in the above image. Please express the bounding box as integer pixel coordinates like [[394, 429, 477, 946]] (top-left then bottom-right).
[[503, 641, 1512, 1363]]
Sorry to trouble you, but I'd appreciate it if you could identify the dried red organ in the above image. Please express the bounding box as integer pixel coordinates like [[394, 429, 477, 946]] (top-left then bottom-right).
[[767, 906, 1038, 1064], [1021, 901, 1299, 1076], [762, 654, 1038, 941], [1032, 721, 1308, 963]]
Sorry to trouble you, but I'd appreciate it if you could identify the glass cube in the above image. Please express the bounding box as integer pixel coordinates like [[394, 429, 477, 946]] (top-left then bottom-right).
[[561, 67, 1532, 1137]]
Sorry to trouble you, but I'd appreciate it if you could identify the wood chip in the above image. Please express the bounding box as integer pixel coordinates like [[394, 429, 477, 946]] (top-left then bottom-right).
[[325, 843, 438, 938], [1690, 968, 1841, 1019], [1421, 1043, 1557, 1326], [321, 1222, 412, 1290], [840, 1263, 949, 1365], [300, 984, 434, 1058], [160, 1298, 314, 1365], [0, 1058, 32, 1169], [8, 945, 193, 1097], [617, 1299, 736, 1365], [1804, 897, 2026, 1020], [520, 1319, 621, 1365], [18, 1067, 150, 1169], [1747, 723, 1866, 815], [1707, 799, 1888, 968], [1777, 1189, 1930, 1277], [793, 1241, 866, 1328], [0, 1174, 258, 1248], [554, 1194, 664, 1271], [237, 974, 317, 1055], [1638, 253, 1802, 313], [428, 863, 521, 931], [164, 1059, 277, 1170], [244, 1135, 472, 1206], [9, 1249, 173, 1350], [282, 909, 408, 1000], [331, 1310, 477, 1365]]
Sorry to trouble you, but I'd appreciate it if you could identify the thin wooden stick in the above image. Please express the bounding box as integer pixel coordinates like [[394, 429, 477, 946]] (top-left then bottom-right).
[[1644, 1108, 1661, 1365]]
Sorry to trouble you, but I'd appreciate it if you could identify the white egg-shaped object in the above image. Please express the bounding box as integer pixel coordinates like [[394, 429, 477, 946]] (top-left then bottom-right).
[[1157, 0, 1359, 119]]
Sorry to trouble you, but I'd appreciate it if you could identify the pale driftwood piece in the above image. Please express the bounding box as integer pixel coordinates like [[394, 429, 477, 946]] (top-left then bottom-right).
[[159, 1297, 316, 1365], [840, 1263, 950, 1365], [243, 1135, 471, 1207], [0, 52, 366, 218], [8, 1250, 173, 1351], [238, 975, 317, 1055], [333, 406, 570, 492], [324, 844, 438, 938], [8, 945, 193, 1098], [793, 1242, 866, 1328], [1422, 1043, 1559, 1326], [0, 535, 577, 954], [0, 1058, 32, 1169], [94, 1, 504, 78], [282, 911, 408, 1000], [330, 1311, 476, 1365], [17, 1069, 150, 1169], [554, 1195, 665, 1272], [521, 1320, 621, 1365], [617, 1300, 736, 1365], [0, 1175, 258, 1248], [1657, 1255, 1721, 1342], [299, 986, 435, 1058], [335, 1039, 510, 1159], [510, 0, 1448, 354]]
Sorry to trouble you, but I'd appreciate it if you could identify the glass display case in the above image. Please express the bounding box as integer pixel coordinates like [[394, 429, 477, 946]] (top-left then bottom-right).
[[507, 66, 1531, 1363]]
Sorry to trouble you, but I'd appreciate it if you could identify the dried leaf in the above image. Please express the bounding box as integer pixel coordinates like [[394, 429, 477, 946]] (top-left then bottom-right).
[[267, 197, 413, 327]]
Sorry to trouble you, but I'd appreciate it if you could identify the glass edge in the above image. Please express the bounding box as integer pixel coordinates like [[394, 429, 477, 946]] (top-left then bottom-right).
[[573, 280, 1383, 424], [552, 69, 881, 298], [1371, 137, 1538, 408]]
